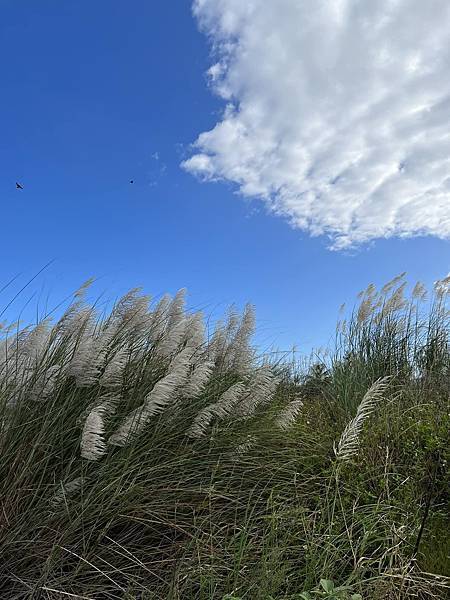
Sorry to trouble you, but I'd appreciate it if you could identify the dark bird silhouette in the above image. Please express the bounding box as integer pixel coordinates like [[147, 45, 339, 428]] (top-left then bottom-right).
[[16, 182, 23, 190], [129, 180, 134, 184]]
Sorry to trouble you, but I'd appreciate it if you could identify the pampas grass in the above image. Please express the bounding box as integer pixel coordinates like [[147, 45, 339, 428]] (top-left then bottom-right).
[[334, 376, 391, 462], [0, 276, 448, 599]]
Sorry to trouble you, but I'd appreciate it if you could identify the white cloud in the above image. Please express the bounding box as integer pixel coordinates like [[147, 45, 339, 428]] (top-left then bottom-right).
[[182, 0, 450, 249]]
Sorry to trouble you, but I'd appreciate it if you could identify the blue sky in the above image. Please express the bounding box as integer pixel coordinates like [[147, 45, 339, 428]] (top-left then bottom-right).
[[1, 0, 449, 352]]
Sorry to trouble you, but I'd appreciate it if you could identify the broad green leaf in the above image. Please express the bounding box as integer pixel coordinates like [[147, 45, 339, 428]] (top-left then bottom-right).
[[320, 579, 335, 593], [351, 595, 363, 600], [298, 593, 313, 600]]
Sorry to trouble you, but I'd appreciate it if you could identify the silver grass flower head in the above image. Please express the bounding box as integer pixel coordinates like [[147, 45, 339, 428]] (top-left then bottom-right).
[[183, 360, 214, 398], [213, 381, 247, 419], [185, 406, 215, 439], [381, 272, 407, 296], [68, 337, 105, 387], [143, 347, 192, 413], [183, 312, 206, 350], [81, 398, 117, 461], [231, 434, 257, 460], [412, 281, 427, 301], [21, 319, 52, 361], [274, 397, 304, 431], [156, 317, 187, 358], [209, 319, 227, 362], [335, 376, 390, 462], [186, 381, 247, 438], [110, 289, 151, 336], [56, 305, 96, 337], [149, 294, 172, 340], [166, 288, 187, 331], [74, 277, 95, 298], [434, 273, 450, 297], [109, 348, 191, 446], [235, 365, 278, 418], [357, 297, 374, 325], [365, 283, 377, 298], [224, 305, 240, 339], [230, 304, 256, 374], [382, 282, 407, 317], [99, 348, 129, 388]]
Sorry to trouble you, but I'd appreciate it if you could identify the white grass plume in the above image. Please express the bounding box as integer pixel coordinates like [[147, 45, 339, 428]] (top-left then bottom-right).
[[274, 397, 304, 431], [335, 377, 391, 462], [230, 304, 255, 374], [184, 312, 206, 350], [148, 294, 171, 340], [56, 305, 96, 338], [108, 348, 191, 446], [68, 337, 104, 387], [109, 288, 151, 337], [186, 381, 246, 438], [434, 273, 450, 297], [166, 288, 186, 331], [235, 365, 278, 419], [183, 360, 214, 398], [231, 434, 257, 460], [81, 397, 117, 461], [412, 281, 427, 301], [74, 277, 95, 298], [156, 317, 187, 358], [100, 348, 129, 389], [381, 272, 407, 296]]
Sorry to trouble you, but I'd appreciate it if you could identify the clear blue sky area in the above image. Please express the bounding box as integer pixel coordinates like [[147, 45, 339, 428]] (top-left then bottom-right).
[[1, 1, 449, 352]]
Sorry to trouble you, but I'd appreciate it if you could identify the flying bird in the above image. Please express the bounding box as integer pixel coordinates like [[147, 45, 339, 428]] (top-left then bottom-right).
[[129, 180, 134, 184], [16, 182, 23, 190]]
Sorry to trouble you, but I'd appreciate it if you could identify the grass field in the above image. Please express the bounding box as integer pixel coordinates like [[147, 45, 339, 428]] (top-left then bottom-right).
[[0, 274, 449, 599]]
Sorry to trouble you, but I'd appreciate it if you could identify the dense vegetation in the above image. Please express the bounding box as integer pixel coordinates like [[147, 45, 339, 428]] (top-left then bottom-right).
[[0, 274, 449, 599]]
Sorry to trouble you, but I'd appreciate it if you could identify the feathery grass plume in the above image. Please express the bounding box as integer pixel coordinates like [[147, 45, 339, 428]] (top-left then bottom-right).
[[412, 281, 427, 301], [208, 306, 240, 367], [74, 277, 95, 298], [148, 293, 171, 340], [109, 288, 151, 338], [356, 282, 380, 324], [335, 376, 391, 462], [156, 317, 187, 358], [186, 381, 247, 438], [166, 288, 186, 330], [55, 304, 96, 338], [52, 279, 95, 337], [274, 397, 304, 431], [183, 311, 206, 350], [235, 365, 278, 418], [108, 348, 192, 446], [209, 318, 227, 362], [67, 337, 104, 387], [81, 397, 117, 461], [230, 303, 256, 374], [183, 360, 214, 398], [50, 476, 85, 509], [21, 319, 52, 362], [99, 348, 129, 389], [382, 282, 408, 316], [434, 273, 450, 297], [381, 272, 407, 296], [231, 434, 257, 459]]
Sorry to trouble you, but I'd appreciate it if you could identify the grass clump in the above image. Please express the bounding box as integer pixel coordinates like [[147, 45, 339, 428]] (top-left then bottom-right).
[[0, 274, 449, 599]]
